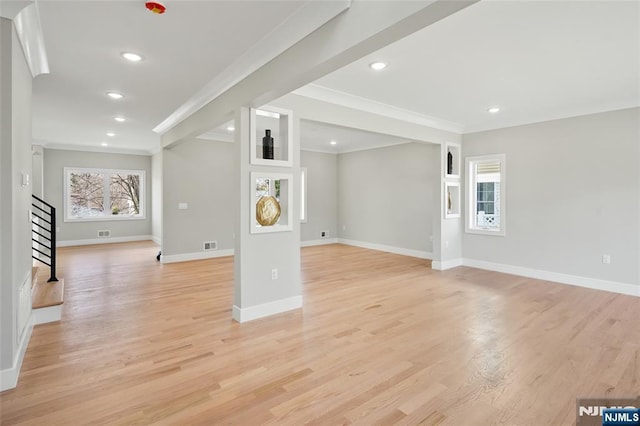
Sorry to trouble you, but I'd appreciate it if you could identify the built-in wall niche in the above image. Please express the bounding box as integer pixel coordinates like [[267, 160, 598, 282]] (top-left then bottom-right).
[[250, 106, 293, 167], [445, 142, 461, 178], [444, 181, 461, 219], [250, 172, 293, 234]]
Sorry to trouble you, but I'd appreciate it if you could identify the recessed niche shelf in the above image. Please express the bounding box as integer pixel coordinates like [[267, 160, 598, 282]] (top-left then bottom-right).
[[445, 142, 461, 179], [250, 106, 293, 168], [250, 172, 293, 234], [444, 181, 461, 219]]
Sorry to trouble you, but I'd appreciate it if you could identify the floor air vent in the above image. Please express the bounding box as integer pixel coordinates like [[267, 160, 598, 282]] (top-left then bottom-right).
[[203, 241, 217, 251]]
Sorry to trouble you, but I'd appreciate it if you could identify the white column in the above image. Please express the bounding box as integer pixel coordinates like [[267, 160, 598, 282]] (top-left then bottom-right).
[[232, 107, 302, 323]]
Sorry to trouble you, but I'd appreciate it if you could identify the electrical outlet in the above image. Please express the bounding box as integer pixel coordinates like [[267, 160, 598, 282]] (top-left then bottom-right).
[[602, 254, 611, 264], [271, 268, 278, 280], [178, 202, 188, 210]]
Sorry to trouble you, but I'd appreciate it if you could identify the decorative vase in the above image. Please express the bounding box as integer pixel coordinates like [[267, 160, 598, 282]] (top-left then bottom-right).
[[447, 190, 452, 213], [256, 196, 281, 226], [262, 129, 274, 160], [447, 150, 453, 175]]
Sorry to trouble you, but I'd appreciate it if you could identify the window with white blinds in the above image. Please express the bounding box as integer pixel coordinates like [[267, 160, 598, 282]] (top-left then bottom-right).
[[465, 154, 506, 236]]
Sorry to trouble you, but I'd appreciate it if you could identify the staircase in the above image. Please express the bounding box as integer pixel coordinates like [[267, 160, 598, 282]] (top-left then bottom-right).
[[31, 195, 64, 323]]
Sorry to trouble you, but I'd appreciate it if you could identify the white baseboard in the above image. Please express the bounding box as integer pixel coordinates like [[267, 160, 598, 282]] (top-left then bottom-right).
[[301, 238, 338, 247], [0, 315, 33, 391], [462, 258, 640, 297], [161, 249, 234, 264], [337, 238, 432, 260], [33, 305, 62, 324], [151, 235, 162, 245], [57, 235, 153, 247], [232, 295, 303, 323], [432, 258, 463, 270]]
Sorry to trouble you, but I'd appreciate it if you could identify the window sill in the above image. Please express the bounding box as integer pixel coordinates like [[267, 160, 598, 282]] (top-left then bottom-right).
[[465, 227, 505, 237], [64, 215, 146, 223]]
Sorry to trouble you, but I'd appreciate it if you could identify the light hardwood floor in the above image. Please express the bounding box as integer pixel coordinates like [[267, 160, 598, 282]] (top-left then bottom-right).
[[1, 242, 638, 425]]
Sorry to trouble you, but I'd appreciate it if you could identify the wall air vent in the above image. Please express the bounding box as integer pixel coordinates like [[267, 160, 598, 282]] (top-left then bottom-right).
[[97, 230, 111, 238], [203, 241, 218, 251]]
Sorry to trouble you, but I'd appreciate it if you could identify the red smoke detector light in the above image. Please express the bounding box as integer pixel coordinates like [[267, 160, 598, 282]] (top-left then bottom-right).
[[145, 2, 166, 14]]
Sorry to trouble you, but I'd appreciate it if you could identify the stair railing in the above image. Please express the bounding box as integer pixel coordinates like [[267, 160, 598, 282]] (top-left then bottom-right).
[[31, 195, 58, 282]]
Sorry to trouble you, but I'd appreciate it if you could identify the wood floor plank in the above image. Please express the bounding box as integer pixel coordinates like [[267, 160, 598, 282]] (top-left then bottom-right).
[[1, 241, 638, 425]]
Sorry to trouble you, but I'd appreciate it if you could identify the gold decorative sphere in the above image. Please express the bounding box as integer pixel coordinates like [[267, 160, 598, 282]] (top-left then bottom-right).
[[256, 196, 281, 226]]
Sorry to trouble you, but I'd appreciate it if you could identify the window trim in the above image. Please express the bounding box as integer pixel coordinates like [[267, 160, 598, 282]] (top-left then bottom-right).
[[465, 154, 506, 236], [63, 167, 146, 222]]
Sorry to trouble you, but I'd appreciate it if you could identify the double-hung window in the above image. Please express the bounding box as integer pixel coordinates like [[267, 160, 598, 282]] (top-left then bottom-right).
[[64, 167, 145, 221], [465, 154, 505, 236]]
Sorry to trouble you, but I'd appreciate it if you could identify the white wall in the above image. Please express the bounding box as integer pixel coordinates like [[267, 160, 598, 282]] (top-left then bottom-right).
[[161, 139, 236, 258], [337, 142, 440, 256], [32, 145, 43, 198], [462, 108, 639, 289], [0, 16, 33, 378], [43, 149, 152, 244], [151, 151, 162, 244], [301, 150, 337, 242]]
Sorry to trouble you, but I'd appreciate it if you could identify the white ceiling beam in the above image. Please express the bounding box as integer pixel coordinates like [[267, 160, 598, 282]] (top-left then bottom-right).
[[272, 93, 461, 146], [153, 0, 351, 136], [161, 0, 478, 149]]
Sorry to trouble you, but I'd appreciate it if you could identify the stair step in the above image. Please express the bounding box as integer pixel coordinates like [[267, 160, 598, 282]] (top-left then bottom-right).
[[32, 279, 64, 309]]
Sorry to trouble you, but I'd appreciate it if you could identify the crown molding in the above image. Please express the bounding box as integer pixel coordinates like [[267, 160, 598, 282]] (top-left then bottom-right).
[[0, 1, 33, 19], [39, 142, 152, 157], [293, 84, 464, 134], [152, 0, 351, 136], [13, 2, 49, 77]]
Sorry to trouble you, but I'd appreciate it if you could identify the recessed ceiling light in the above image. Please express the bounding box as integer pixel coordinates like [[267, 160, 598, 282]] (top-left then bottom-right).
[[227, 125, 235, 132], [488, 107, 501, 114], [121, 52, 143, 62], [106, 91, 124, 100], [106, 132, 115, 137], [369, 62, 387, 71], [330, 140, 337, 145], [101, 142, 108, 147], [114, 116, 126, 122]]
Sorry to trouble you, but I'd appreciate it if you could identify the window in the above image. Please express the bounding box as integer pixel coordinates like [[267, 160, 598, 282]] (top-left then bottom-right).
[[250, 172, 293, 233], [465, 154, 505, 235], [64, 168, 145, 221], [300, 167, 307, 222]]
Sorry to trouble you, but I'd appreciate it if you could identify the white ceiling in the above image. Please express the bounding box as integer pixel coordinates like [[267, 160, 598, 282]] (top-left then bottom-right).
[[31, 1, 310, 154], [299, 119, 417, 154], [311, 0, 640, 134], [199, 117, 417, 154], [25, 0, 640, 155]]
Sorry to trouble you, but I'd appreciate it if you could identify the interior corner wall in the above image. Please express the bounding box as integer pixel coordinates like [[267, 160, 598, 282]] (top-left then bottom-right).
[[301, 150, 337, 242], [161, 139, 236, 257], [462, 107, 640, 288], [337, 142, 439, 255], [151, 151, 162, 244], [0, 16, 33, 371], [43, 149, 152, 244]]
